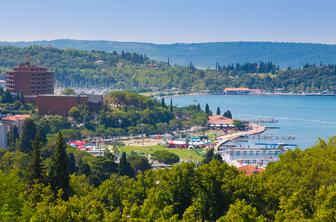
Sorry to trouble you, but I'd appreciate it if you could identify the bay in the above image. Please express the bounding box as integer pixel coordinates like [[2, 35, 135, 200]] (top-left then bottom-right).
[[170, 95, 336, 149]]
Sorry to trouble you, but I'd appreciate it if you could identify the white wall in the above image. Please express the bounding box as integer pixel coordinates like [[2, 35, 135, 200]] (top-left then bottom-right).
[[0, 123, 8, 149]]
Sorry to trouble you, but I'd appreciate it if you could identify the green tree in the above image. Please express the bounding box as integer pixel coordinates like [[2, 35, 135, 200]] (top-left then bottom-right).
[[233, 120, 246, 130], [205, 103, 210, 115], [61, 88, 76, 95], [151, 150, 180, 164], [118, 152, 134, 178], [128, 156, 152, 173], [68, 153, 77, 174], [197, 103, 201, 111], [0, 171, 25, 221], [1, 91, 13, 103], [219, 199, 266, 222], [77, 158, 90, 177], [223, 110, 232, 118], [216, 107, 221, 115], [203, 149, 223, 164], [68, 107, 81, 121], [29, 133, 44, 184], [89, 156, 118, 186], [48, 132, 70, 200], [18, 118, 37, 153], [160, 98, 166, 107], [7, 125, 19, 149], [170, 98, 173, 112]]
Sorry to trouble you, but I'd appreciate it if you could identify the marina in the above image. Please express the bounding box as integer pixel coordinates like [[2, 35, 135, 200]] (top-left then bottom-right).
[[219, 145, 286, 166], [241, 134, 295, 141], [172, 94, 336, 148]]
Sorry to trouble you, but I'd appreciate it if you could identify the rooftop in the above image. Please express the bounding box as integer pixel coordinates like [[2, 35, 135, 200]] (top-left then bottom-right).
[[208, 115, 234, 125], [238, 165, 266, 176], [2, 114, 31, 121], [9, 63, 51, 73], [224, 87, 250, 91]]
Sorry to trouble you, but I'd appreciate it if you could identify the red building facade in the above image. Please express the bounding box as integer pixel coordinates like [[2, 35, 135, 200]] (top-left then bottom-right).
[[6, 63, 54, 95], [36, 95, 88, 115]]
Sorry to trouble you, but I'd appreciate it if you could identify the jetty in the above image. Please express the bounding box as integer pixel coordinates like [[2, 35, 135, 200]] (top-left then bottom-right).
[[214, 123, 266, 152], [241, 134, 295, 141], [246, 118, 278, 123]]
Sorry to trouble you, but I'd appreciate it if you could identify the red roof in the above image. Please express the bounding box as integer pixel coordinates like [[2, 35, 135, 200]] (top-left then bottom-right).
[[224, 87, 250, 91], [2, 114, 31, 121], [238, 165, 265, 176], [208, 115, 234, 125]]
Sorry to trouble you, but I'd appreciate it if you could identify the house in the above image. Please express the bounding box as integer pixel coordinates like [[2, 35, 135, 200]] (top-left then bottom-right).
[[1, 114, 31, 133], [224, 87, 251, 95], [224, 87, 262, 95], [208, 115, 234, 128]]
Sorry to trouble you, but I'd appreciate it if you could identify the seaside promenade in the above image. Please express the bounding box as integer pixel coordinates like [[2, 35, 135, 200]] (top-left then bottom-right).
[[214, 123, 266, 152]]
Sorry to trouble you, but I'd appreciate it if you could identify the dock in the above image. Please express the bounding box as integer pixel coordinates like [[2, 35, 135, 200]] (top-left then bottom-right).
[[214, 123, 266, 152], [241, 135, 295, 141]]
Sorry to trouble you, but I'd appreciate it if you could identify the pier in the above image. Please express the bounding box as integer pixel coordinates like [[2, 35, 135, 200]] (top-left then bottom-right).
[[214, 123, 266, 152], [245, 118, 278, 123], [254, 142, 298, 148], [265, 126, 280, 129], [241, 134, 295, 141]]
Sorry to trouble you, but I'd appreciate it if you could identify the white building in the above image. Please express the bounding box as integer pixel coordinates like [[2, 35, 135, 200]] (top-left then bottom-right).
[[219, 146, 286, 167], [0, 123, 7, 149]]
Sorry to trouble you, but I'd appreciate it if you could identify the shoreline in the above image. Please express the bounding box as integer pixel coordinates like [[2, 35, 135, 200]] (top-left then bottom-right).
[[161, 92, 336, 98], [214, 123, 266, 152]]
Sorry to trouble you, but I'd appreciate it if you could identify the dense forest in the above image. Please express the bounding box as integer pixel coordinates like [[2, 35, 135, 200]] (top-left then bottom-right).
[[2, 39, 336, 68], [1, 46, 336, 93], [1, 133, 336, 221]]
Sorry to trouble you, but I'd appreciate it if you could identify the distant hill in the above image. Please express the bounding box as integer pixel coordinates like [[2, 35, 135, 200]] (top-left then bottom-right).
[[1, 46, 336, 93], [1, 40, 336, 68]]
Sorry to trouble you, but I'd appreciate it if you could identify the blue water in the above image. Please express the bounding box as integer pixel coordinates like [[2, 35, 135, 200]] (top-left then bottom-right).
[[171, 95, 336, 149]]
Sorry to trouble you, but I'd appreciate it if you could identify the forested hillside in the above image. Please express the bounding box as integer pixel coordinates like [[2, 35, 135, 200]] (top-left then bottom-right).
[[1, 46, 336, 93], [2, 39, 336, 68], [1, 136, 336, 221]]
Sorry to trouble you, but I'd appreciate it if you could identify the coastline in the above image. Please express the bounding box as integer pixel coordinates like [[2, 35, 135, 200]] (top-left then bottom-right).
[[160, 91, 336, 98], [214, 123, 266, 152]]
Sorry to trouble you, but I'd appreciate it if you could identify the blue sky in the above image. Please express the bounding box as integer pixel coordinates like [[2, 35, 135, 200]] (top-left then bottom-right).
[[1, 0, 335, 44]]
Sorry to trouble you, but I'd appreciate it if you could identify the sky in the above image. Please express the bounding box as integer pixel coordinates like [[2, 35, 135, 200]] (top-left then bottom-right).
[[0, 0, 335, 44]]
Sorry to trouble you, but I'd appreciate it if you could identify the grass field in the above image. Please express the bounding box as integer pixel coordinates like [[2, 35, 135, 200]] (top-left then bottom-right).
[[118, 145, 204, 161]]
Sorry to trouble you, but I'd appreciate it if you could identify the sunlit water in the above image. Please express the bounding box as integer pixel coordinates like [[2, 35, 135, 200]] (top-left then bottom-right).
[[170, 95, 336, 149]]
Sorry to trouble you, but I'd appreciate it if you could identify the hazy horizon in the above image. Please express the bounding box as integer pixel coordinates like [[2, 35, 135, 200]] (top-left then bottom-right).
[[1, 38, 336, 46]]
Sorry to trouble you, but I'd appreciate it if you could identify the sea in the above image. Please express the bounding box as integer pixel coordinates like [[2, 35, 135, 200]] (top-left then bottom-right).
[[170, 94, 336, 149]]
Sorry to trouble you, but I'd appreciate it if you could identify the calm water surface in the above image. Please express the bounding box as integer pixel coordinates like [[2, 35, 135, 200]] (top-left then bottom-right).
[[171, 95, 336, 149]]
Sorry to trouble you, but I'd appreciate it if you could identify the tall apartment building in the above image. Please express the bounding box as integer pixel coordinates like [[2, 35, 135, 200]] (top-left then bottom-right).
[[6, 62, 54, 95]]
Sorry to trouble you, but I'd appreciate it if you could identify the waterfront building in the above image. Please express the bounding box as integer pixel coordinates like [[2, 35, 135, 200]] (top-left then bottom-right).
[[208, 115, 234, 128], [6, 62, 54, 95], [224, 87, 262, 95], [219, 144, 286, 167]]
